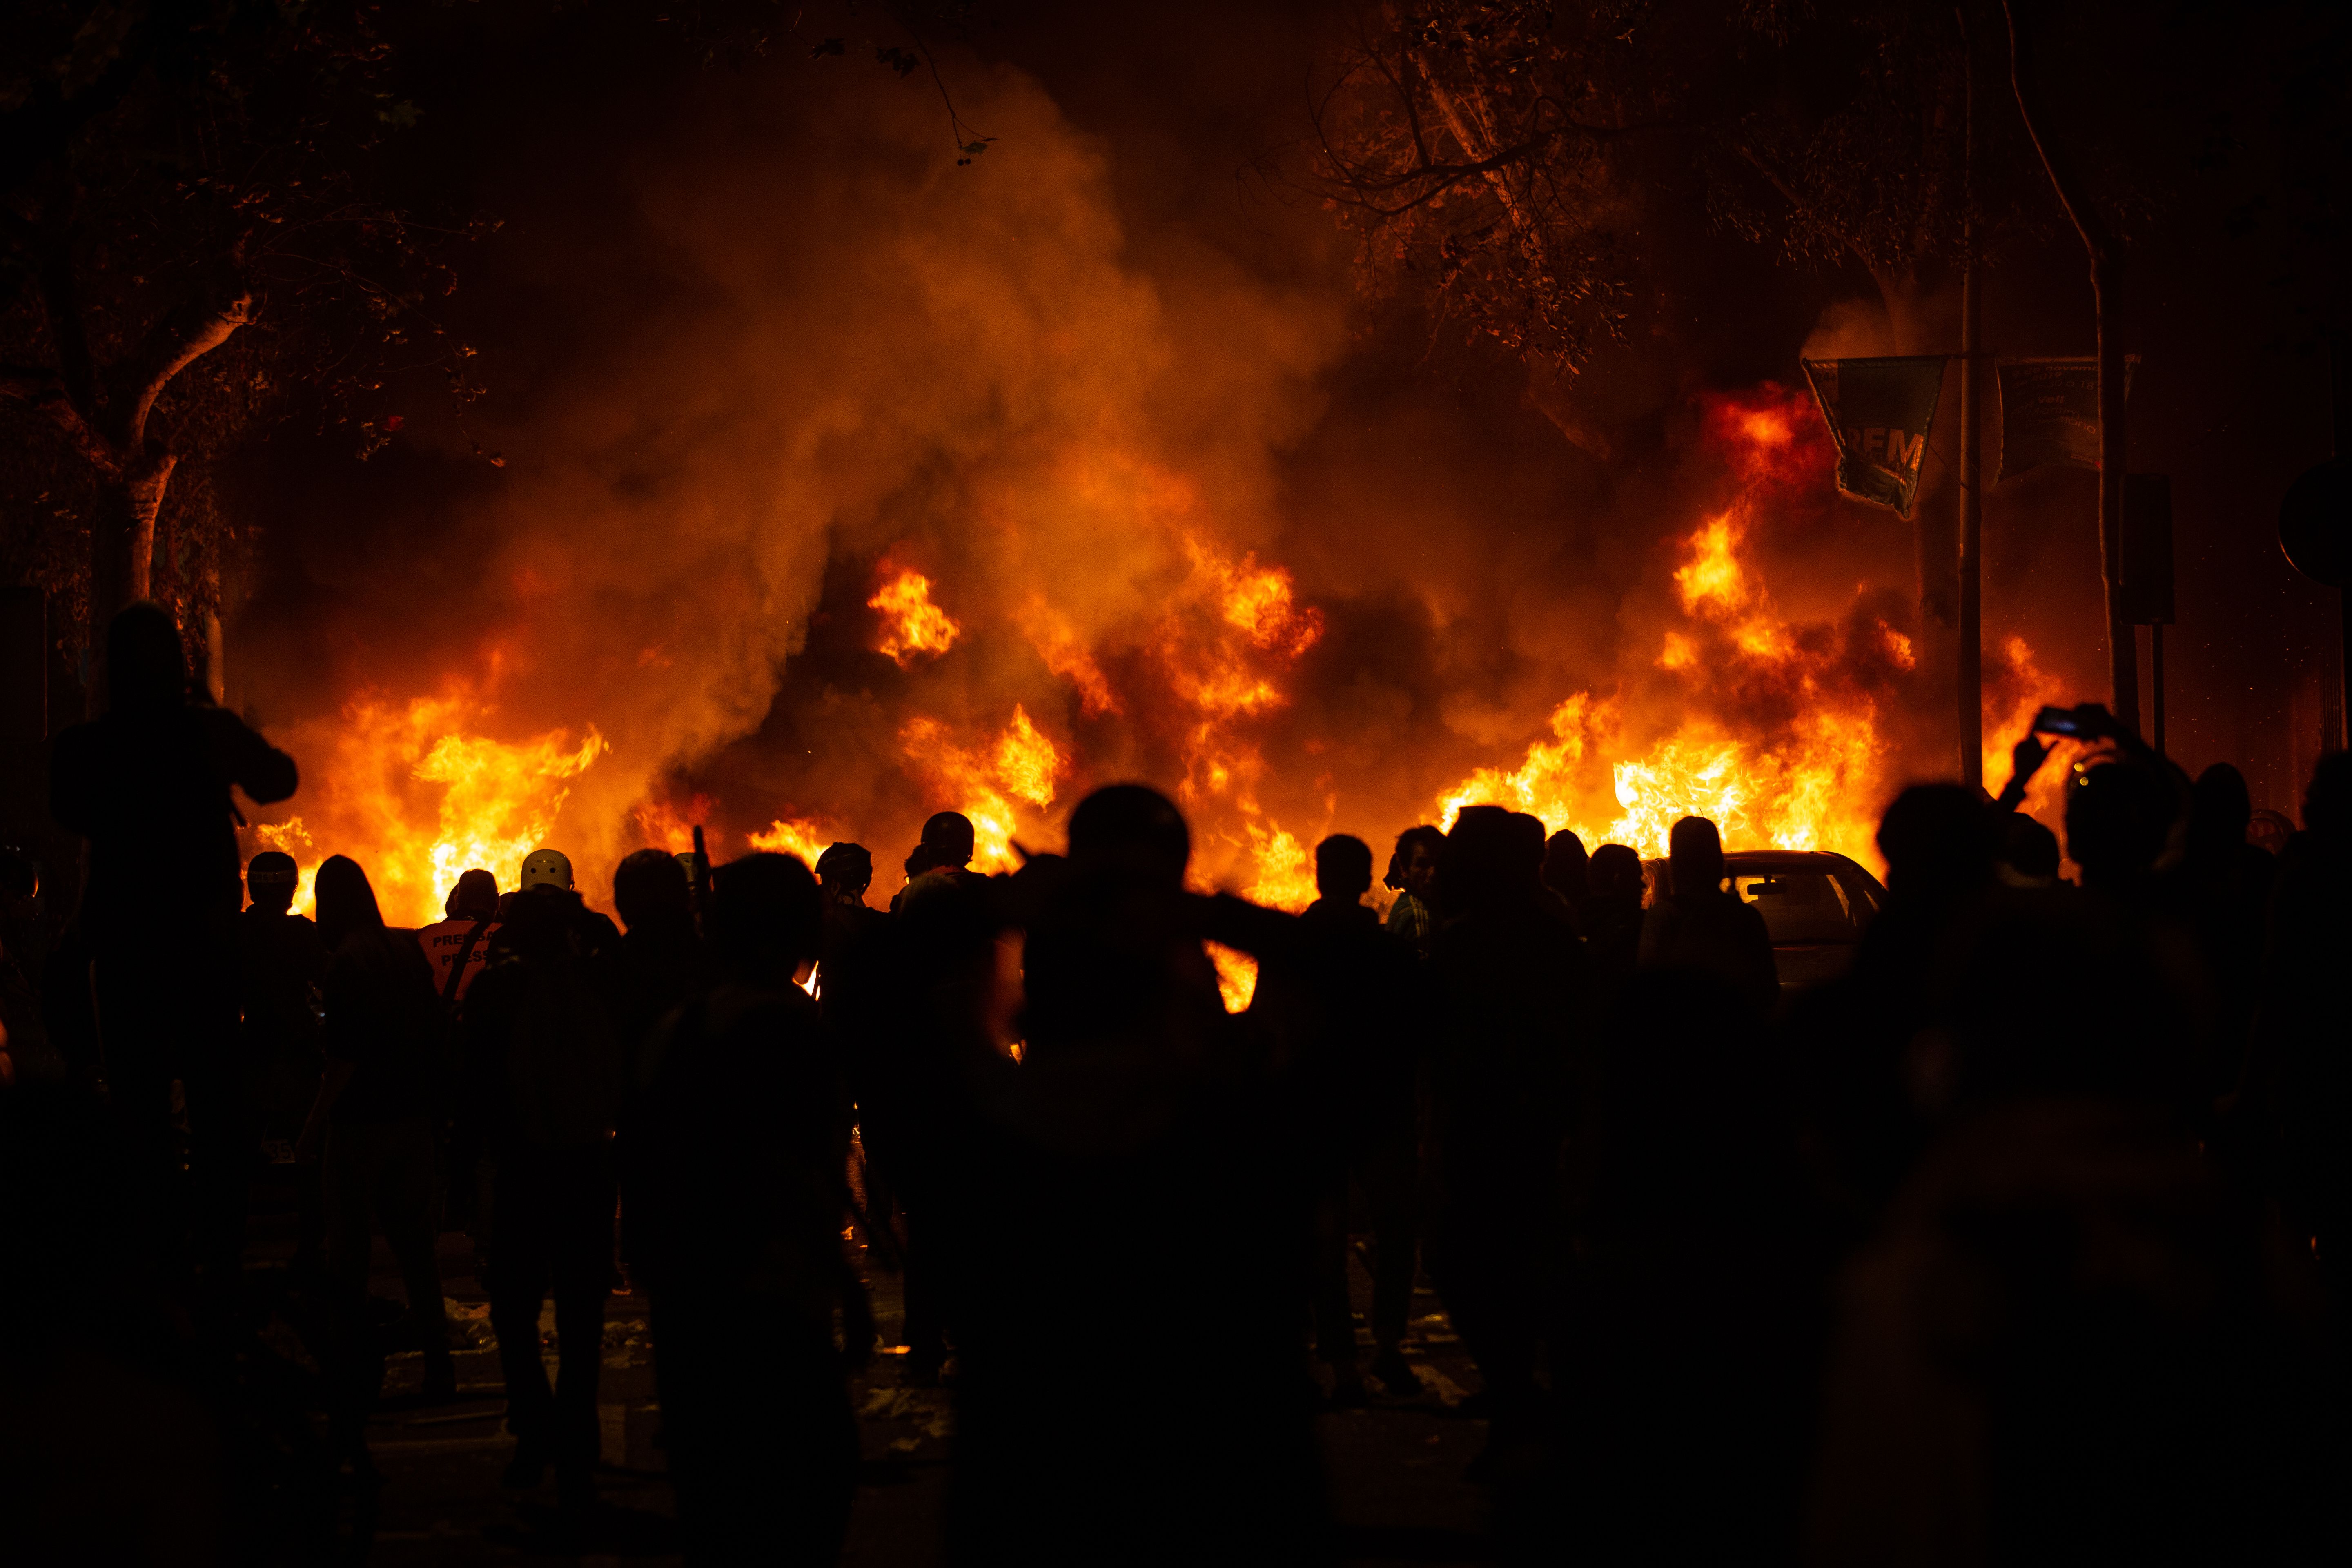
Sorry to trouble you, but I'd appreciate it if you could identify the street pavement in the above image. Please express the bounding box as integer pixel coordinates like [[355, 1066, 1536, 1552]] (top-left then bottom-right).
[[323, 1225, 1498, 1565]]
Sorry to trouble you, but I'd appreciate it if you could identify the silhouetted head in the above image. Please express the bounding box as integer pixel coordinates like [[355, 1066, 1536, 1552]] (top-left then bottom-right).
[[444, 868, 499, 922], [1315, 834, 1374, 902], [1877, 783, 1993, 899], [708, 852, 822, 979], [1387, 825, 1444, 900], [314, 855, 385, 949], [612, 849, 690, 931], [1067, 784, 1190, 886], [921, 811, 976, 869], [247, 851, 299, 915], [2301, 751, 2350, 840], [815, 841, 874, 900], [104, 602, 188, 714], [903, 842, 939, 884], [1541, 829, 1590, 901], [1667, 816, 1725, 898], [1588, 843, 1644, 901], [2065, 761, 2176, 892], [2248, 807, 2293, 856], [1505, 814, 1547, 887], [1998, 813, 2062, 882], [1443, 806, 1519, 910], [2187, 763, 2253, 862]]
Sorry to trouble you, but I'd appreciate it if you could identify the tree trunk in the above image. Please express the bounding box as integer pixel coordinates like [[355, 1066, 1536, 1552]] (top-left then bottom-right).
[[87, 445, 178, 639]]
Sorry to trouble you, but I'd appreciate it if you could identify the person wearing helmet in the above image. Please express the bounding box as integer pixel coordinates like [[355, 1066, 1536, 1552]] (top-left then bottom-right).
[[462, 846, 623, 1512]]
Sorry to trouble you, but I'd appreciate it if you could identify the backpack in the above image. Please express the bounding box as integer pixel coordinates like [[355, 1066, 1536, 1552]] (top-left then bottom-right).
[[473, 922, 622, 1153]]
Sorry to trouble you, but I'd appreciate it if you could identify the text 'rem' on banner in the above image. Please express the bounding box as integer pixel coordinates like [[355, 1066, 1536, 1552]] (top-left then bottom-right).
[[1800, 356, 1949, 519]]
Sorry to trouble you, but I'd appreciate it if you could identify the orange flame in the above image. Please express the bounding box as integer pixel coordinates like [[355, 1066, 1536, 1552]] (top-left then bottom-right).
[[748, 817, 833, 865], [870, 570, 962, 666], [1207, 942, 1258, 1014], [899, 704, 1067, 871], [1431, 399, 1894, 870], [1674, 512, 1749, 619], [249, 685, 606, 924]]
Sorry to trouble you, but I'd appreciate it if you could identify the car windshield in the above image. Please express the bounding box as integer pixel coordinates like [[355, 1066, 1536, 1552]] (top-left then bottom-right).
[[1736, 870, 1866, 944]]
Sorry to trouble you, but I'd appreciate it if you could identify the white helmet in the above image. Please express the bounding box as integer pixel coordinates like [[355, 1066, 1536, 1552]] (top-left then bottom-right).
[[519, 848, 574, 892]]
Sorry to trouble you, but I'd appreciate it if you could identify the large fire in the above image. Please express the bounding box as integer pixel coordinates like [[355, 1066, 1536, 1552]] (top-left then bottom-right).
[[240, 368, 2057, 1018], [1427, 385, 1907, 867], [254, 682, 607, 925]]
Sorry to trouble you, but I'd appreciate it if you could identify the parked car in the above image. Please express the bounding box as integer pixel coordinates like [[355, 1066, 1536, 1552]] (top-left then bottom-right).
[[1639, 850, 1886, 995]]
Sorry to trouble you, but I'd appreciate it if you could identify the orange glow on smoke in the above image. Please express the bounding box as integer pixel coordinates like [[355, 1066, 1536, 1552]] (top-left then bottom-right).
[[1019, 598, 1121, 717], [870, 570, 961, 666], [1705, 381, 1838, 494], [254, 684, 606, 925], [634, 795, 712, 854]]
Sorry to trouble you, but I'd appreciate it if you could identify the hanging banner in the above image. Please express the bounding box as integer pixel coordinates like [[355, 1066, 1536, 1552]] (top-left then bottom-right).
[[1800, 356, 1949, 518], [1996, 356, 2138, 480]]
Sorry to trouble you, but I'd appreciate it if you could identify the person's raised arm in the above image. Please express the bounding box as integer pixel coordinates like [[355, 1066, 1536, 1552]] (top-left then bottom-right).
[[205, 708, 299, 806], [1994, 733, 2052, 814]]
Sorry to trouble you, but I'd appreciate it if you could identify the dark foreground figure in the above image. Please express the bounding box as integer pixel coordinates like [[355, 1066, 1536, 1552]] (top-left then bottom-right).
[[7, 606, 2350, 1567], [625, 853, 861, 1564]]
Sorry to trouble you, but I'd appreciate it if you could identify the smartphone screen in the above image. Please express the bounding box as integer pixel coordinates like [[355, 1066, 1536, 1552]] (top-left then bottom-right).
[[2031, 704, 2083, 737]]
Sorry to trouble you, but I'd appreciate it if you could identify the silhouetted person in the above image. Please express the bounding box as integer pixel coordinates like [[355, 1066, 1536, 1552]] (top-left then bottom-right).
[[920, 810, 980, 880], [2257, 751, 2352, 1339], [1541, 827, 1591, 931], [1793, 785, 1995, 1227], [239, 851, 331, 1261], [953, 785, 1321, 1565], [1581, 843, 1646, 998], [2066, 759, 2180, 906], [862, 833, 997, 1383], [1639, 815, 1777, 1015], [889, 841, 940, 915], [814, 840, 889, 1028], [296, 855, 454, 1453], [1383, 824, 1444, 961], [813, 840, 893, 1361], [417, 868, 501, 1009], [49, 602, 298, 1288], [1997, 811, 2062, 885], [625, 853, 859, 1565], [1812, 771, 2324, 1564], [1425, 804, 1586, 1457], [1569, 955, 1824, 1561], [463, 851, 628, 1512], [2163, 762, 2276, 1101], [239, 851, 329, 1127], [610, 848, 710, 1056], [1256, 833, 1422, 1401]]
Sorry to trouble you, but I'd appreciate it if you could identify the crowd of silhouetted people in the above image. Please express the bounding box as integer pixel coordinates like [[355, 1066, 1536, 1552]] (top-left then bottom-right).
[[3, 601, 2350, 1564]]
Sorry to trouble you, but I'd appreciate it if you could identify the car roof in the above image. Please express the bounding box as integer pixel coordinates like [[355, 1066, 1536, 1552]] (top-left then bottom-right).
[[1722, 850, 1863, 870]]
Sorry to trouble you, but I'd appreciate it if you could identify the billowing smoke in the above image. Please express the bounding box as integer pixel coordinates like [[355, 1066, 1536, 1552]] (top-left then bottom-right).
[[230, 45, 2097, 927]]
